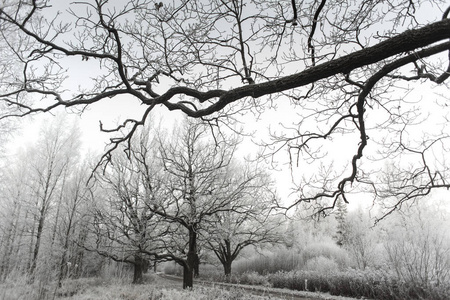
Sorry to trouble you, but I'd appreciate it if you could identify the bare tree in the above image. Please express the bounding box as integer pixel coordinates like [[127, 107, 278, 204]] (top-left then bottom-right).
[[1, 1, 449, 214], [341, 208, 378, 270], [55, 161, 94, 287], [0, 151, 33, 279], [100, 117, 279, 288], [0, 115, 82, 286], [148, 118, 243, 288], [205, 162, 283, 277], [382, 200, 450, 289], [89, 148, 168, 284], [26, 116, 81, 280]]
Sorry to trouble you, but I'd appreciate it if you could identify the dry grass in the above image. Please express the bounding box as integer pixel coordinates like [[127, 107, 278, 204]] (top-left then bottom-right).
[[0, 273, 290, 300]]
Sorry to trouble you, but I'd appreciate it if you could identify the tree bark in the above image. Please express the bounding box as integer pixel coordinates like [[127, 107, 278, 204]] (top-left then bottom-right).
[[183, 225, 197, 288], [29, 204, 46, 279], [223, 261, 232, 277], [74, 228, 88, 278], [133, 255, 145, 284], [0, 201, 20, 280], [142, 259, 149, 274], [216, 239, 238, 278], [193, 252, 199, 277], [182, 263, 193, 289]]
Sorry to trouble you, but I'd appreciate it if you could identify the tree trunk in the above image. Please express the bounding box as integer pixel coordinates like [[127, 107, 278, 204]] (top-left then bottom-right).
[[74, 227, 88, 278], [57, 251, 68, 288], [183, 225, 197, 289], [133, 256, 145, 284], [29, 204, 47, 279], [193, 253, 199, 277], [142, 259, 149, 274], [0, 201, 20, 280], [182, 264, 193, 289], [223, 260, 232, 277], [218, 239, 236, 278], [28, 211, 36, 272]]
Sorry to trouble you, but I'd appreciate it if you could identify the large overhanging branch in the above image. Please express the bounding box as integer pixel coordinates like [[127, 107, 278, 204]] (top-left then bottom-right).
[[160, 18, 450, 117], [1, 18, 449, 119]]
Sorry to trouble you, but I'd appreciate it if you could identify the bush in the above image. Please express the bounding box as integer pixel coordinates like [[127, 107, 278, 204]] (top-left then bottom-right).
[[232, 242, 351, 276], [56, 277, 104, 298], [233, 248, 301, 275], [266, 269, 450, 300], [304, 256, 339, 273], [162, 261, 183, 276], [238, 272, 270, 287], [0, 271, 56, 300], [301, 241, 351, 270]]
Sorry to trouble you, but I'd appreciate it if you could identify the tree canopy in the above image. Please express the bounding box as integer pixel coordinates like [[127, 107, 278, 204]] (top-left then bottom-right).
[[1, 0, 449, 215]]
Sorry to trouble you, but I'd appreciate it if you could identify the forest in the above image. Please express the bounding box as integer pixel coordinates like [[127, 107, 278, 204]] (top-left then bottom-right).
[[1, 0, 450, 299]]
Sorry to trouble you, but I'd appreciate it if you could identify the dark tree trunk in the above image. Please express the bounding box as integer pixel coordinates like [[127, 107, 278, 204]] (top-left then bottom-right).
[[183, 225, 197, 289], [217, 239, 237, 278], [133, 255, 145, 284], [29, 205, 46, 280], [223, 260, 232, 277], [182, 264, 193, 289], [57, 253, 68, 288], [193, 253, 199, 277], [74, 228, 88, 278], [57, 198, 77, 288], [142, 259, 149, 274]]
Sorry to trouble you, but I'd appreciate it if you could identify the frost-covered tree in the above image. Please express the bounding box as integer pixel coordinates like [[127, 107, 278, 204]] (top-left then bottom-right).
[[382, 201, 450, 287], [205, 161, 282, 276]]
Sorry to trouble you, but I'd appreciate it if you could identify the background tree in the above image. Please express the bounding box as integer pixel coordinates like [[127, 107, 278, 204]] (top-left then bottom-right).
[[0, 115, 94, 289], [333, 198, 348, 247], [204, 161, 283, 277], [55, 161, 95, 287], [0, 1, 449, 214], [341, 208, 379, 270], [98, 117, 281, 288], [381, 200, 450, 288], [89, 142, 168, 284], [26, 116, 81, 280], [0, 150, 34, 279], [148, 118, 243, 288]]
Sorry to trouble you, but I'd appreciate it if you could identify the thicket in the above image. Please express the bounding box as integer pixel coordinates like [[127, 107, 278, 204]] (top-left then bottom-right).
[[267, 270, 450, 300], [194, 210, 450, 300], [203, 265, 450, 300]]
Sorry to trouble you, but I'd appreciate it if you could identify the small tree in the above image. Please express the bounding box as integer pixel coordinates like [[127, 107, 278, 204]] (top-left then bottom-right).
[[55, 161, 95, 286], [343, 209, 378, 270], [333, 198, 348, 247], [0, 152, 32, 279]]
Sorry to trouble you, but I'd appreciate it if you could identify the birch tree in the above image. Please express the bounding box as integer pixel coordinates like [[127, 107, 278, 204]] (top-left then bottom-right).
[[26, 117, 81, 280]]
